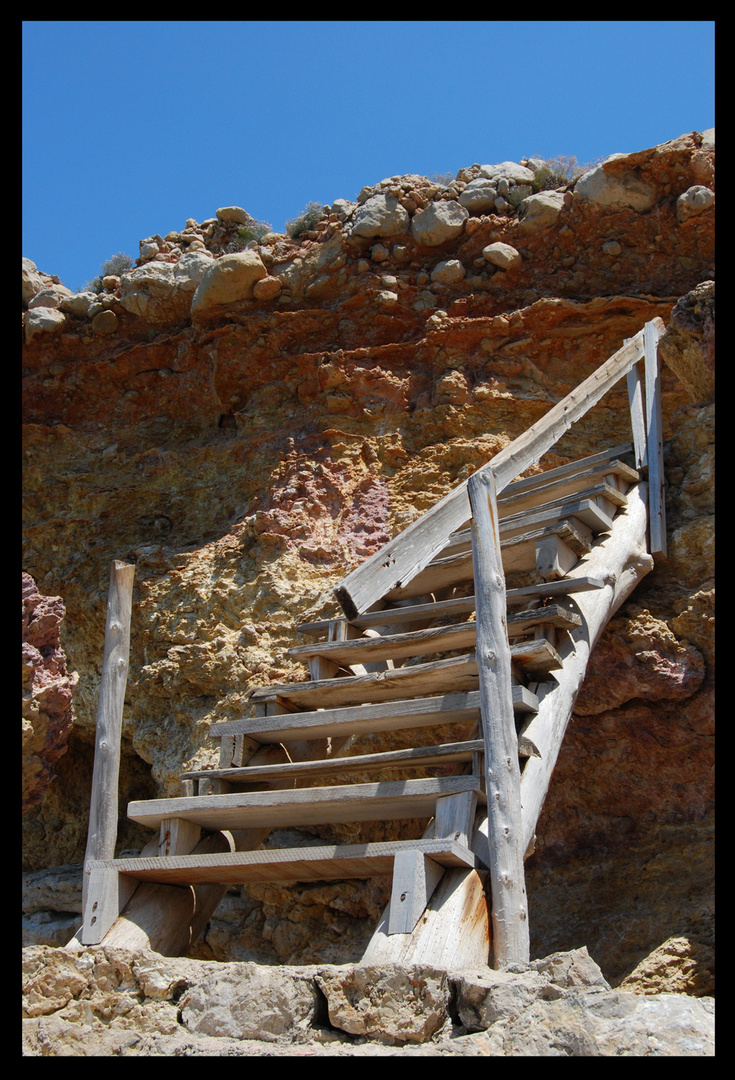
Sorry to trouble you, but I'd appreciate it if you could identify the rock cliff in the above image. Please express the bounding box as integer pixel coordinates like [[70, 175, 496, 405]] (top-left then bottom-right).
[[22, 129, 714, 1051]]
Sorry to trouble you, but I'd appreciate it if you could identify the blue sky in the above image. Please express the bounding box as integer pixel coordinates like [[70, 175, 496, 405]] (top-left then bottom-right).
[[23, 21, 715, 293]]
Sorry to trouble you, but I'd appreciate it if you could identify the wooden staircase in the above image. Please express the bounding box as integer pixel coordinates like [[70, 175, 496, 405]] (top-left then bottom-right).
[[76, 319, 666, 968]]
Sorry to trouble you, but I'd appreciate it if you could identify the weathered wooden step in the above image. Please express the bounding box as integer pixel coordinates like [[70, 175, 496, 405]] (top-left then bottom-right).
[[87, 837, 485, 888], [182, 739, 485, 787], [289, 606, 579, 667], [499, 443, 634, 498], [212, 687, 537, 744], [247, 649, 557, 711], [298, 574, 607, 636], [127, 775, 485, 832], [499, 488, 619, 538], [496, 455, 637, 519], [384, 518, 592, 601]]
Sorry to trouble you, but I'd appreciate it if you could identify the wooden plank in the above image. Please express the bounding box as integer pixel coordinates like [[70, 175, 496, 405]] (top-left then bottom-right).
[[468, 467, 529, 965], [288, 621, 478, 666], [181, 739, 485, 785], [82, 560, 135, 924], [497, 443, 635, 497], [499, 490, 618, 538], [213, 686, 538, 744], [334, 326, 662, 618], [127, 775, 485, 832], [80, 865, 138, 945], [433, 789, 478, 848], [497, 465, 634, 518], [510, 637, 563, 675], [87, 838, 482, 887], [388, 850, 445, 935], [248, 652, 483, 710], [644, 320, 667, 556], [508, 604, 582, 637], [626, 359, 648, 469]]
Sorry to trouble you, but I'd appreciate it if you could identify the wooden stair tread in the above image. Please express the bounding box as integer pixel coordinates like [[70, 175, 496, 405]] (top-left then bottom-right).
[[297, 574, 607, 635], [247, 652, 555, 711], [500, 443, 634, 496], [385, 519, 593, 601], [289, 606, 579, 666], [127, 775, 485, 831], [89, 838, 485, 887], [211, 687, 538, 743], [497, 458, 637, 518], [181, 739, 485, 784]]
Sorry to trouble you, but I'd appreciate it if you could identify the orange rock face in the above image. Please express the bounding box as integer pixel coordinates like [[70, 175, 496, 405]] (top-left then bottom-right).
[[22, 131, 714, 981]]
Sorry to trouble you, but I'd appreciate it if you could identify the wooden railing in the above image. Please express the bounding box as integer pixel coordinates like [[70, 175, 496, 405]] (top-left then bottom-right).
[[335, 317, 666, 967]]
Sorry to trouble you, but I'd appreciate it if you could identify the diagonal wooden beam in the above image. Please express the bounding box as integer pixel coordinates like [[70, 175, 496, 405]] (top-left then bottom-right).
[[334, 320, 664, 619]]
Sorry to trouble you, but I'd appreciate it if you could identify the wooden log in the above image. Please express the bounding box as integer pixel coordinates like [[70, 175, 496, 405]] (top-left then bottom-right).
[[476, 483, 654, 861], [362, 865, 490, 968], [335, 324, 663, 618], [468, 468, 529, 967], [81, 560, 135, 930], [644, 320, 667, 557]]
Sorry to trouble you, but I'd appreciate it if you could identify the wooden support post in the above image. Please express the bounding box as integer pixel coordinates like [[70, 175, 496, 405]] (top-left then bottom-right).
[[644, 321, 667, 557], [81, 560, 135, 931], [626, 359, 648, 470], [387, 850, 445, 935], [468, 469, 529, 967]]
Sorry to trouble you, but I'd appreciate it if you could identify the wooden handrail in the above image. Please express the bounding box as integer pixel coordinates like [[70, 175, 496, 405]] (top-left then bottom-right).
[[334, 319, 665, 619]]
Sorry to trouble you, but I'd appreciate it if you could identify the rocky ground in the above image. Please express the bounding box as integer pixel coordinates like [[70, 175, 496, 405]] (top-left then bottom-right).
[[22, 946, 713, 1056], [23, 130, 714, 1053]]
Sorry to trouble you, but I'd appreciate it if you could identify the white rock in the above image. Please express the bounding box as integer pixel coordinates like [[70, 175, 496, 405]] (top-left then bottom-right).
[[190, 250, 268, 317], [480, 161, 535, 184], [676, 185, 715, 223], [575, 163, 656, 211], [27, 286, 72, 310], [24, 307, 66, 342], [216, 206, 250, 224], [59, 291, 98, 318], [430, 258, 465, 284], [411, 200, 468, 246], [22, 258, 46, 306], [459, 178, 498, 213], [119, 263, 177, 321], [518, 190, 566, 231], [349, 194, 409, 238], [173, 251, 215, 292], [482, 242, 522, 270]]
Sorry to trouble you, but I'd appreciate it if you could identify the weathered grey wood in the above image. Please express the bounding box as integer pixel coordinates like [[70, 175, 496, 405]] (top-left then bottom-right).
[[497, 443, 634, 498], [181, 740, 485, 785], [477, 483, 654, 861], [128, 775, 484, 832], [362, 866, 490, 966], [288, 621, 480, 666], [468, 468, 529, 966], [249, 651, 484, 710], [507, 604, 582, 637], [82, 560, 135, 921], [87, 838, 481, 887], [433, 789, 478, 848], [626, 359, 648, 469], [535, 532, 579, 580], [644, 320, 667, 557], [213, 687, 538, 745], [335, 325, 661, 618], [80, 865, 138, 945], [158, 817, 201, 857], [499, 490, 618, 539], [387, 851, 445, 935]]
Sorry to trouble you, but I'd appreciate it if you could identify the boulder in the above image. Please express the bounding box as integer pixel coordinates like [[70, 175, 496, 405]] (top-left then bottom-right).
[[411, 200, 468, 246], [575, 160, 656, 211], [22, 258, 47, 307], [24, 307, 66, 342], [459, 178, 498, 213], [190, 251, 268, 317], [517, 190, 566, 232], [349, 194, 409, 238], [658, 280, 714, 405], [216, 207, 251, 224], [431, 258, 465, 284], [482, 242, 522, 270], [479, 161, 535, 184], [119, 263, 177, 322], [676, 185, 715, 224]]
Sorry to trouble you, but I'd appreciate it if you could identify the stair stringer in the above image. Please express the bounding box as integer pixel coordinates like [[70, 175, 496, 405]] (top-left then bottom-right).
[[361, 482, 653, 968]]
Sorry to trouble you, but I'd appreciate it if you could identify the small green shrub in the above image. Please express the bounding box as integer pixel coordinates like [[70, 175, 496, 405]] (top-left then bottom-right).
[[83, 251, 134, 293], [226, 218, 273, 252], [285, 201, 326, 239], [531, 155, 591, 193]]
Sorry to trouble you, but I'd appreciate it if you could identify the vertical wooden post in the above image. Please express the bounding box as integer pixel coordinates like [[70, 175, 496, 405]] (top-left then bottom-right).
[[82, 560, 135, 914], [644, 321, 667, 557], [626, 347, 648, 471], [468, 469, 529, 967]]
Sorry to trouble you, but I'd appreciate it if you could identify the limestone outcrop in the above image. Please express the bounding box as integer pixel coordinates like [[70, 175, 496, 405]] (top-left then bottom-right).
[[22, 129, 714, 1022], [22, 946, 714, 1055]]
